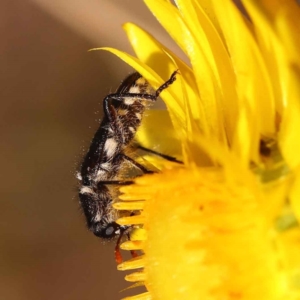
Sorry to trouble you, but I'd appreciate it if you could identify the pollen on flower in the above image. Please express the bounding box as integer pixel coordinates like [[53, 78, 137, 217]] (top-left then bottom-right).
[[116, 167, 289, 300]]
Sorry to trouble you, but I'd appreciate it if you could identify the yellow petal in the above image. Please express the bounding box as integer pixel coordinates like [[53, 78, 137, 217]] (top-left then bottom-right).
[[191, 0, 239, 145], [245, 0, 300, 67], [242, 0, 287, 114], [125, 271, 147, 282], [231, 106, 252, 168], [212, 0, 276, 160], [121, 241, 145, 251], [279, 65, 300, 169], [144, 0, 226, 143], [276, 2, 300, 66], [117, 255, 146, 271]]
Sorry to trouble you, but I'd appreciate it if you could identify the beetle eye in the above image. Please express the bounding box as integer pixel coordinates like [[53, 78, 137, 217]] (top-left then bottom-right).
[[105, 225, 115, 237], [99, 222, 121, 239]]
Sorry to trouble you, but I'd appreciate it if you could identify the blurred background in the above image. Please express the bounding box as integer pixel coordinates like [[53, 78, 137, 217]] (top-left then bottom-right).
[[0, 0, 178, 299]]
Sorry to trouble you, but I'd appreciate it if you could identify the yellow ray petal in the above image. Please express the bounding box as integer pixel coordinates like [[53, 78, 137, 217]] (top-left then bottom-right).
[[279, 65, 300, 170], [191, 0, 239, 145], [144, 0, 226, 143], [125, 271, 147, 282], [212, 0, 276, 161], [120, 241, 145, 251], [190, 0, 223, 42], [117, 255, 146, 271], [245, 0, 300, 67], [276, 1, 300, 67], [231, 105, 253, 167], [242, 1, 286, 114]]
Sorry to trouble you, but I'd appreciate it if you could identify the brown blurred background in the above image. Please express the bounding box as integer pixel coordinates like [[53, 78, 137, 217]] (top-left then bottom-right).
[[0, 0, 177, 299]]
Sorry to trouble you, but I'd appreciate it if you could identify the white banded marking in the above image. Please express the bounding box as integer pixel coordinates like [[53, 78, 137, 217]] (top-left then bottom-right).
[[129, 127, 135, 133], [124, 97, 136, 105], [128, 86, 142, 94], [104, 138, 118, 158], [100, 162, 111, 170], [80, 186, 95, 195]]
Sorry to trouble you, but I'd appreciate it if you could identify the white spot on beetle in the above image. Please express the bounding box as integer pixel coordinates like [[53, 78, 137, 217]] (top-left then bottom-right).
[[100, 162, 111, 170], [104, 138, 118, 158], [129, 127, 135, 133], [80, 187, 94, 195], [128, 86, 141, 94], [124, 97, 136, 105]]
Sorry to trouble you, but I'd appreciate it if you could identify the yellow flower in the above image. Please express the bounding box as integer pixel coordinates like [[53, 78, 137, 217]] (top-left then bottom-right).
[[100, 0, 300, 299]]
